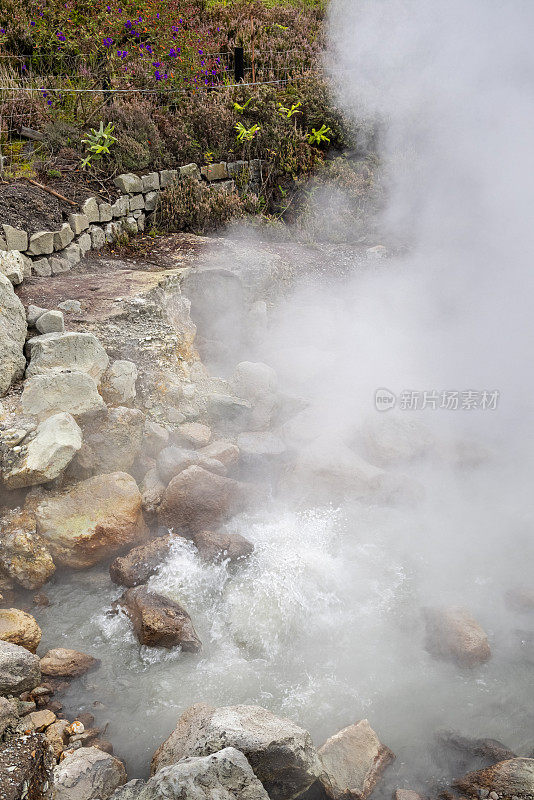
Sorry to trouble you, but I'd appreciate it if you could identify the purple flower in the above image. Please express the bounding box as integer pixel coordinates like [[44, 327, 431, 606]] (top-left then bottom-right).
[[154, 70, 163, 80], [103, 37, 113, 47], [30, 20, 36, 25], [169, 48, 177, 57], [0, 27, 5, 33], [56, 31, 66, 41]]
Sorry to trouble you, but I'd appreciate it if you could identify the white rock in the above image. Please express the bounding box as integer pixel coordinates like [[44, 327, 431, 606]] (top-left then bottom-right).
[[111, 195, 129, 218], [64, 242, 81, 265], [0, 251, 25, 284], [114, 173, 143, 194], [90, 225, 106, 250], [129, 194, 144, 212], [25, 331, 109, 380], [0, 273, 26, 396], [81, 197, 100, 224], [36, 310, 64, 334], [28, 230, 54, 255], [144, 191, 159, 212], [78, 232, 92, 255], [2, 224, 28, 252], [32, 257, 52, 277], [52, 746, 126, 800], [27, 304, 48, 326], [100, 360, 138, 405], [2, 412, 82, 489], [53, 223, 74, 251], [99, 202, 113, 223], [68, 213, 90, 235], [22, 371, 105, 418]]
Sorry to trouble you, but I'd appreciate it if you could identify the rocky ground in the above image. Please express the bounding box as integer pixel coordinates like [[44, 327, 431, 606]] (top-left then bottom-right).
[[0, 232, 532, 800]]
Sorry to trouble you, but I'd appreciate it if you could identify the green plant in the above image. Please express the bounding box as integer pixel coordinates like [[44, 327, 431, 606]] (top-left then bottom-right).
[[307, 124, 331, 146], [235, 122, 261, 143], [233, 98, 253, 114], [46, 168, 62, 178], [80, 121, 117, 170], [278, 101, 301, 119]]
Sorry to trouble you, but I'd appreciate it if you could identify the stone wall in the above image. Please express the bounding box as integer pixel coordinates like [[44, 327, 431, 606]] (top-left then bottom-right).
[[0, 159, 262, 286]]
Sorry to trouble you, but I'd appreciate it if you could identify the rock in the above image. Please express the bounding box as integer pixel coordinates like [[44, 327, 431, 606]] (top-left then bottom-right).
[[0, 731, 53, 800], [180, 163, 201, 181], [151, 704, 322, 799], [115, 173, 143, 194], [0, 641, 41, 695], [394, 791, 423, 800], [141, 173, 160, 192], [199, 440, 240, 470], [90, 225, 106, 250], [122, 216, 138, 235], [237, 432, 287, 464], [318, 720, 395, 800], [63, 242, 81, 265], [26, 331, 109, 380], [35, 471, 148, 569], [156, 446, 198, 485], [68, 213, 90, 235], [113, 747, 269, 800], [118, 585, 201, 651], [192, 530, 254, 564], [58, 300, 82, 313], [111, 196, 129, 218], [53, 222, 75, 251], [0, 250, 25, 284], [143, 420, 169, 458], [31, 256, 52, 277], [109, 535, 173, 587], [160, 169, 178, 187], [45, 718, 69, 758], [26, 708, 56, 731], [100, 360, 138, 405], [144, 192, 159, 212], [40, 648, 98, 678], [0, 697, 18, 736], [231, 361, 278, 402], [159, 465, 260, 533], [140, 468, 166, 515], [2, 224, 28, 251], [35, 309, 65, 334], [129, 196, 144, 213], [78, 232, 92, 255], [52, 746, 127, 800], [454, 759, 534, 799], [0, 609, 42, 652], [81, 197, 100, 224], [22, 371, 105, 419], [2, 412, 82, 488], [28, 230, 54, 255], [0, 273, 26, 396], [27, 304, 48, 326], [71, 407, 145, 477], [434, 730, 516, 773], [201, 162, 228, 181], [99, 203, 113, 223], [424, 607, 491, 668], [174, 422, 212, 449], [50, 257, 71, 275], [0, 508, 55, 589], [366, 245, 387, 259]]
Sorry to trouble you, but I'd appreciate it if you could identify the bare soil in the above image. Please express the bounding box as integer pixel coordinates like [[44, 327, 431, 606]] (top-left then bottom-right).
[[0, 183, 64, 234]]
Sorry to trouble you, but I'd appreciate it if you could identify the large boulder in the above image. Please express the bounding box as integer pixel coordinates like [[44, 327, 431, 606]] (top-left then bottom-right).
[[192, 530, 254, 564], [0, 272, 26, 396], [454, 758, 534, 799], [40, 647, 98, 678], [2, 412, 82, 489], [0, 508, 55, 589], [52, 746, 127, 800], [109, 535, 174, 587], [70, 407, 145, 478], [434, 730, 515, 774], [118, 586, 201, 651], [111, 747, 270, 800], [100, 360, 138, 405], [0, 609, 41, 653], [34, 472, 148, 569], [25, 331, 109, 380], [0, 640, 41, 695], [424, 607, 491, 668], [318, 720, 395, 800], [22, 370, 105, 418], [151, 703, 323, 800], [0, 731, 54, 800], [159, 466, 261, 533]]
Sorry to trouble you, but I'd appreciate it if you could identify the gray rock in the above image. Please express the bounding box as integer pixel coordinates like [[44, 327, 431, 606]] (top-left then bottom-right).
[[180, 163, 201, 181], [28, 230, 54, 255], [201, 162, 228, 181], [0, 251, 24, 284], [113, 748, 269, 800], [454, 758, 534, 800], [151, 704, 323, 800], [318, 720, 395, 800], [2, 224, 28, 252], [129, 194, 144, 212], [25, 331, 109, 379], [231, 361, 278, 402], [53, 222, 75, 251], [144, 192, 159, 212], [31, 257, 52, 277], [2, 412, 82, 489], [20, 253, 32, 278], [0, 234, 5, 250], [227, 160, 248, 178], [27, 304, 48, 326], [0, 640, 41, 695], [36, 310, 65, 334], [111, 195, 130, 218], [64, 242, 81, 265], [144, 419, 169, 457], [0, 697, 18, 736], [69, 213, 90, 235], [58, 299, 82, 313], [53, 746, 127, 800], [22, 370, 105, 418], [50, 257, 71, 275], [137, 213, 146, 232], [142, 172, 160, 192], [122, 217, 138, 235], [100, 360, 138, 405], [0, 274, 26, 396], [71, 406, 145, 476], [90, 225, 106, 250], [160, 169, 178, 187], [78, 232, 92, 255], [81, 197, 100, 223], [99, 202, 113, 223], [105, 222, 122, 242], [115, 173, 143, 194]]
